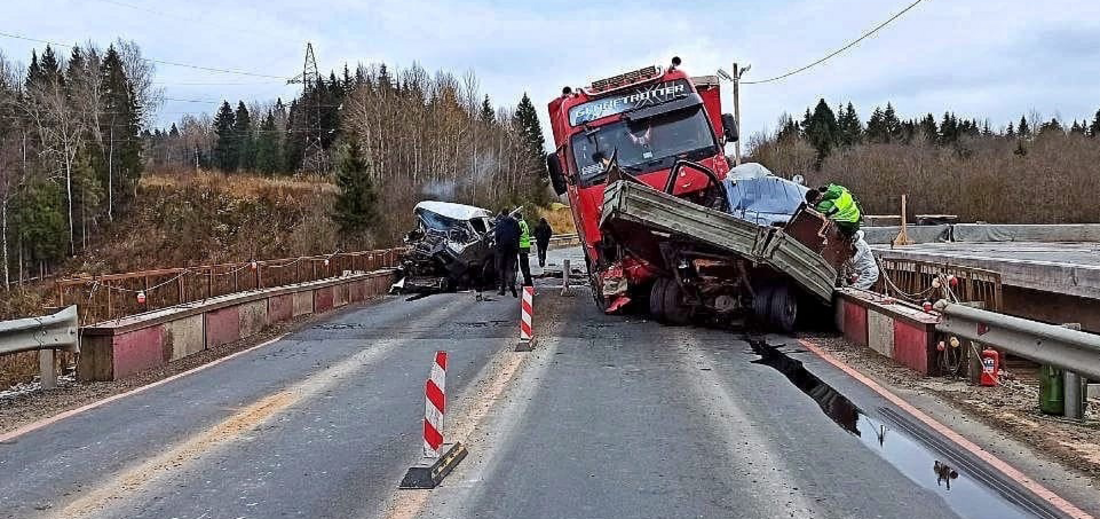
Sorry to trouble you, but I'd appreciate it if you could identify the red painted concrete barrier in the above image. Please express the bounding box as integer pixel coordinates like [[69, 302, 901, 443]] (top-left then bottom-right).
[[314, 286, 334, 313], [269, 294, 294, 323], [835, 288, 940, 375], [78, 270, 397, 381], [205, 306, 241, 350]]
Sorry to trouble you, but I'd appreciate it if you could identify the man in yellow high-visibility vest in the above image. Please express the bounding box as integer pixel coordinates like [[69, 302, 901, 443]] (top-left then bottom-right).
[[806, 183, 861, 236], [517, 212, 533, 287]]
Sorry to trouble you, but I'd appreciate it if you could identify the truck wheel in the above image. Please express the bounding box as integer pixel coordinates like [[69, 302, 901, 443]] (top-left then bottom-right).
[[589, 273, 607, 312], [753, 286, 775, 325], [649, 278, 669, 322], [768, 284, 798, 333], [661, 279, 692, 326]]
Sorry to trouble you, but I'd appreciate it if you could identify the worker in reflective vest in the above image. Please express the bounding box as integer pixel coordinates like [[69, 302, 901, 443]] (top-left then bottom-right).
[[806, 183, 861, 236], [517, 213, 534, 287]]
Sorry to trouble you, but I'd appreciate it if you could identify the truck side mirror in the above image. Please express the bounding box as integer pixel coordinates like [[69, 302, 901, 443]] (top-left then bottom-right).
[[546, 152, 567, 195], [721, 113, 738, 143]]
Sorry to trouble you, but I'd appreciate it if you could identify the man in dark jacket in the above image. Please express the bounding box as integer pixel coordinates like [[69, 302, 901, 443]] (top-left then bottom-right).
[[533, 218, 553, 267], [493, 210, 521, 297]]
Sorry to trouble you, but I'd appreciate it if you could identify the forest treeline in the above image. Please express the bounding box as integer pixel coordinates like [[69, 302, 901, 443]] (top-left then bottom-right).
[[750, 99, 1100, 223], [0, 41, 549, 288], [0, 41, 151, 286]]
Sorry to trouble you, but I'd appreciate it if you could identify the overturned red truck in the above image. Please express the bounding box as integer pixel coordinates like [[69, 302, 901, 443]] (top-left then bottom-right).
[[545, 58, 852, 331]]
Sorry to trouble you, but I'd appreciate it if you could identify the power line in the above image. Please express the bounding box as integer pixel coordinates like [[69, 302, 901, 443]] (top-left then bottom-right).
[[0, 30, 290, 80], [742, 0, 927, 85], [89, 0, 299, 50]]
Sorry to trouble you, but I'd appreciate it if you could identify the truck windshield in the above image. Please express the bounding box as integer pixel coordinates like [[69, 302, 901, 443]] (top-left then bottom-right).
[[571, 106, 717, 186]]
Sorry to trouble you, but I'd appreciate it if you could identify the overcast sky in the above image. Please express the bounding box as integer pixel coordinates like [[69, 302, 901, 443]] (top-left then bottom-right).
[[2, 0, 1099, 141]]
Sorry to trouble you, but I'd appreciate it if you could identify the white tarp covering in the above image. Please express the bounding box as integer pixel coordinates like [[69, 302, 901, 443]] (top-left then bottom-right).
[[726, 162, 776, 181], [953, 224, 1100, 243], [414, 201, 493, 221], [861, 225, 953, 245]]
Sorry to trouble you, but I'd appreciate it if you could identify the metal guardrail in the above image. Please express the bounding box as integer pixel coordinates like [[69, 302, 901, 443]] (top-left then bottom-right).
[[0, 306, 80, 389], [936, 302, 1098, 419], [936, 302, 1100, 380]]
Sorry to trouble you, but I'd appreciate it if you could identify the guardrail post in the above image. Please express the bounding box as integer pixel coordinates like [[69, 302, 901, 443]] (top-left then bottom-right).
[[39, 348, 56, 389], [1061, 323, 1086, 421], [1064, 371, 1085, 421]]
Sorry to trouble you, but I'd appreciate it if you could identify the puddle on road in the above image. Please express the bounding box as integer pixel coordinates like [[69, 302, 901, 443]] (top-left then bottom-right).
[[750, 341, 1049, 519]]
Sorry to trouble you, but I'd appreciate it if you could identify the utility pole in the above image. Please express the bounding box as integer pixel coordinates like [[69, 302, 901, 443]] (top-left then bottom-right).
[[731, 62, 751, 166]]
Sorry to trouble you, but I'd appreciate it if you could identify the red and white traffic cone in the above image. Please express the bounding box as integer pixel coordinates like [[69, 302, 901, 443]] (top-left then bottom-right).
[[517, 286, 534, 351], [423, 350, 447, 458]]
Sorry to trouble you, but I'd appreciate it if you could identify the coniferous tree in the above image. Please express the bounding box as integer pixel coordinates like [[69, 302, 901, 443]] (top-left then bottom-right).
[[1038, 118, 1064, 136], [1090, 109, 1100, 137], [836, 102, 862, 147], [776, 114, 801, 142], [917, 114, 938, 142], [480, 94, 495, 125], [513, 93, 545, 158], [882, 103, 902, 141], [233, 101, 254, 171], [39, 45, 62, 86], [1005, 123, 1015, 137], [1070, 120, 1085, 135], [255, 111, 281, 175], [513, 92, 549, 202], [11, 182, 68, 265], [1018, 115, 1031, 136], [332, 140, 377, 233], [804, 99, 838, 167], [212, 101, 237, 171], [865, 106, 886, 143], [939, 112, 959, 145], [100, 45, 143, 211]]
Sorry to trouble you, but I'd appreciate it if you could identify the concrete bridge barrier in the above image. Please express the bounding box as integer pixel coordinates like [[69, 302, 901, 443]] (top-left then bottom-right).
[[78, 270, 396, 382]]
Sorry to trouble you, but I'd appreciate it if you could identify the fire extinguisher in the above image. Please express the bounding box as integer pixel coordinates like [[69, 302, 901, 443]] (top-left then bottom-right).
[[980, 348, 999, 386]]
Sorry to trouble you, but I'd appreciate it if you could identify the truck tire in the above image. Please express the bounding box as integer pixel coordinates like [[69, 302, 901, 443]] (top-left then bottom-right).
[[661, 278, 692, 326], [768, 284, 798, 333], [753, 285, 775, 325], [649, 278, 669, 322]]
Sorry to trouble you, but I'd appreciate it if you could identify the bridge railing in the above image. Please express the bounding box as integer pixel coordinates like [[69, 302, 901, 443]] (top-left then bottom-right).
[[875, 258, 1003, 311], [56, 249, 405, 325]]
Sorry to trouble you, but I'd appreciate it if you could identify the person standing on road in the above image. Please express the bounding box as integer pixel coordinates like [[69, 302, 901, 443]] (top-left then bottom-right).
[[493, 210, 521, 297], [517, 212, 534, 287], [534, 217, 554, 267], [805, 183, 862, 237]]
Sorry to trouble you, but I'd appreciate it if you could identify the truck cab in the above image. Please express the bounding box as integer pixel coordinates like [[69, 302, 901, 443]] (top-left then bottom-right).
[[544, 58, 739, 310]]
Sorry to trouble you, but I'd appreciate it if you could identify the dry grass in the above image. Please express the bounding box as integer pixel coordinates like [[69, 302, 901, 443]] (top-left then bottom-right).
[[539, 203, 577, 235], [141, 168, 338, 198], [755, 134, 1100, 223]]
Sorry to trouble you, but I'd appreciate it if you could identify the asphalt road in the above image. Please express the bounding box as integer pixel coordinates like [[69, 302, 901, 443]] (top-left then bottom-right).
[[0, 248, 1079, 519]]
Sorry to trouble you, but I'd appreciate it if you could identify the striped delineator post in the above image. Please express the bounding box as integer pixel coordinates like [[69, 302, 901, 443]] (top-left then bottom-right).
[[400, 350, 467, 489], [423, 351, 447, 457], [517, 286, 534, 351]]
